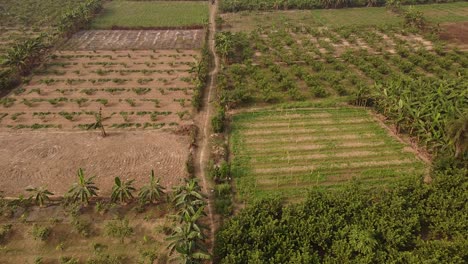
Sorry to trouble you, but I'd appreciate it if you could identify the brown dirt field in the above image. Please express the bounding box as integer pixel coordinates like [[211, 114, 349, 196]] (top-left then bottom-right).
[[1, 49, 198, 130], [439, 22, 468, 49], [61, 30, 205, 50], [0, 130, 190, 197]]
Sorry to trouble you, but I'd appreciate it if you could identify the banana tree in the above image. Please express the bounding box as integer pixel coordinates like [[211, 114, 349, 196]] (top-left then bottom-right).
[[167, 223, 210, 264], [111, 177, 136, 204], [173, 179, 206, 212], [26, 186, 54, 207], [87, 107, 108, 137], [67, 168, 99, 205], [138, 170, 166, 205]]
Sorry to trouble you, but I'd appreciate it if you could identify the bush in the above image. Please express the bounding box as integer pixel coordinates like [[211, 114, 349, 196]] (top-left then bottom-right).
[[214, 198, 233, 217], [212, 107, 226, 133], [105, 219, 133, 243], [32, 224, 51, 241]]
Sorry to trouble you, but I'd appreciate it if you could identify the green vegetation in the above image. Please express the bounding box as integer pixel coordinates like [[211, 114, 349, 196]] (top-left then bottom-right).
[[220, 0, 467, 12], [91, 1, 209, 29], [231, 108, 426, 200], [221, 2, 468, 31], [215, 168, 467, 263]]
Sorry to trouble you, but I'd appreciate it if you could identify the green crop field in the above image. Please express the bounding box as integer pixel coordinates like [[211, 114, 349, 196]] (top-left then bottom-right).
[[221, 2, 468, 31], [230, 108, 426, 201], [91, 1, 209, 29]]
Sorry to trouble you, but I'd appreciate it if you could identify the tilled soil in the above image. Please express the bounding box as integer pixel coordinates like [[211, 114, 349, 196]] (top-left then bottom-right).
[[61, 29, 205, 50], [0, 130, 190, 196]]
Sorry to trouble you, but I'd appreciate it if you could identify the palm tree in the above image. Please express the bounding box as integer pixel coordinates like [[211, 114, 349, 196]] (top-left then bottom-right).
[[173, 179, 206, 213], [138, 170, 166, 205], [67, 168, 99, 205], [446, 112, 468, 158], [111, 177, 136, 204], [87, 108, 107, 137], [26, 186, 54, 207]]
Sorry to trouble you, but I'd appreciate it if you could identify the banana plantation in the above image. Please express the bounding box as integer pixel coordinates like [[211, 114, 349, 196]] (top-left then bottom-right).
[[0, 0, 467, 263]]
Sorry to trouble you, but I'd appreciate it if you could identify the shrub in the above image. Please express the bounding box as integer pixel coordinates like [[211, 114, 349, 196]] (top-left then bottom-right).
[[105, 219, 133, 243], [31, 224, 51, 241], [212, 107, 226, 133]]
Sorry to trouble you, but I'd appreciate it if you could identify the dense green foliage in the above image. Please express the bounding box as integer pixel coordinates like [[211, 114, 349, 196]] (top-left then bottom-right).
[[215, 168, 467, 263], [1, 0, 102, 90], [370, 78, 467, 157], [219, 0, 462, 12]]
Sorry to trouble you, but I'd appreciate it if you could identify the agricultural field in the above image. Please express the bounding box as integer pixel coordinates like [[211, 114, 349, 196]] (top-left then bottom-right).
[[91, 1, 209, 29], [220, 2, 468, 30], [0, 202, 175, 263], [230, 108, 426, 200], [0, 45, 202, 195], [0, 0, 86, 73], [214, 2, 467, 205]]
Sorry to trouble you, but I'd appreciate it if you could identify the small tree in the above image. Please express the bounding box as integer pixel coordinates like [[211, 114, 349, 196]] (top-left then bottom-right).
[[67, 168, 99, 205], [138, 170, 166, 205], [26, 186, 54, 207], [111, 177, 136, 204], [87, 107, 107, 137]]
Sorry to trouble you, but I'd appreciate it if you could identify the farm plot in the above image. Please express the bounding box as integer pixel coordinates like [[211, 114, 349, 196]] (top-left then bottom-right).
[[0, 46, 201, 195], [230, 108, 426, 201], [91, 0, 209, 29], [1, 49, 199, 130], [62, 30, 205, 50], [216, 23, 467, 106], [0, 0, 87, 73], [0, 203, 176, 263]]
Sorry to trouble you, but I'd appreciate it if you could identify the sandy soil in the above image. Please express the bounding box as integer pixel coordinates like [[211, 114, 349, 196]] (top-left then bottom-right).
[[0, 130, 190, 196]]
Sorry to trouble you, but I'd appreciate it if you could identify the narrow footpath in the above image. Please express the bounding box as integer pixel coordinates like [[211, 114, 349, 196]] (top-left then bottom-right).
[[195, 0, 220, 255]]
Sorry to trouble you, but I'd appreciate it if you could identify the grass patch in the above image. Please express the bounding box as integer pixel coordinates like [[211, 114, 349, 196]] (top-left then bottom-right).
[[91, 1, 209, 29], [230, 107, 426, 202]]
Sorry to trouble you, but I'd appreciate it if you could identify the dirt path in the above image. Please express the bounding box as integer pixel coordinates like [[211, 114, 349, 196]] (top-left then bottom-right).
[[195, 1, 219, 255]]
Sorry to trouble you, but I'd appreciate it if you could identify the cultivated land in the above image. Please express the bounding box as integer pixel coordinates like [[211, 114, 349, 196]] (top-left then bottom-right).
[[230, 108, 426, 200], [62, 30, 205, 50], [220, 2, 468, 31], [0, 0, 86, 74], [0, 46, 201, 195], [0, 0, 211, 263], [0, 203, 176, 263], [91, 1, 209, 29], [217, 2, 467, 204]]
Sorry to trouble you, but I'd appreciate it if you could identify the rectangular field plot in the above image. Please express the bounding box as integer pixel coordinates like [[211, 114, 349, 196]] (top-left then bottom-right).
[[0, 49, 200, 131], [230, 108, 426, 201], [91, 1, 209, 29]]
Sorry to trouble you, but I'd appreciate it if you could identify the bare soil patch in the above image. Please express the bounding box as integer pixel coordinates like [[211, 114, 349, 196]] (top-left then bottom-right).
[[61, 30, 205, 50], [439, 22, 468, 49], [0, 130, 190, 196]]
